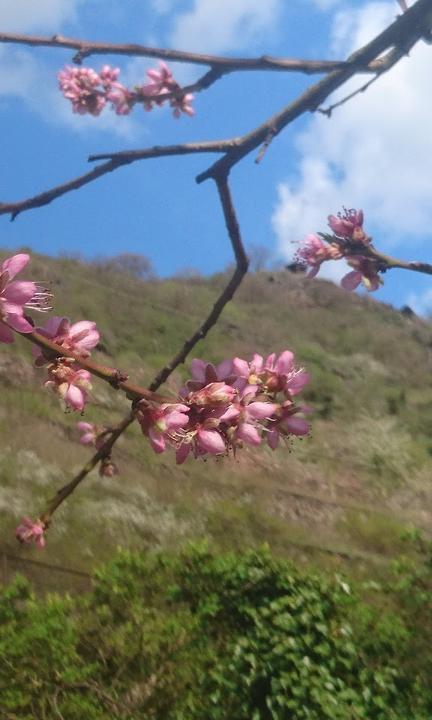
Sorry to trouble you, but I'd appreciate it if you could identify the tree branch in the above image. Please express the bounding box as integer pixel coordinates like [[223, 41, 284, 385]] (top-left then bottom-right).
[[363, 245, 432, 277], [40, 411, 134, 524], [197, 0, 432, 182], [22, 329, 169, 403], [0, 141, 233, 220], [1, 0, 431, 219], [0, 31, 380, 74], [320, 233, 432, 277]]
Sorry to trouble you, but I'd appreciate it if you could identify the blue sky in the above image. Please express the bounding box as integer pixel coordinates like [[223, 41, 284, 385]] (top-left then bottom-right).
[[1, 0, 431, 313]]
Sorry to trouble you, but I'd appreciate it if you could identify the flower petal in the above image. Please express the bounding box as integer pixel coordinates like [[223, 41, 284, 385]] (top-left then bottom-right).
[[341, 271, 362, 291], [176, 443, 191, 464], [197, 429, 226, 454], [65, 384, 85, 411], [0, 321, 14, 343], [6, 314, 33, 333], [283, 416, 309, 436], [149, 428, 166, 454], [232, 357, 249, 377], [287, 371, 310, 396], [3, 280, 36, 305], [246, 402, 277, 420], [1, 253, 30, 279], [267, 429, 279, 450], [275, 350, 294, 375], [190, 358, 206, 382], [236, 423, 261, 446]]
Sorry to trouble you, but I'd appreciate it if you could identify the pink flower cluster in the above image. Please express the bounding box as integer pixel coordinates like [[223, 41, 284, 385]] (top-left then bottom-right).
[[295, 234, 342, 279], [58, 62, 194, 119], [296, 208, 382, 292], [137, 61, 195, 118], [77, 422, 119, 476], [136, 351, 310, 463], [33, 316, 100, 411], [15, 517, 46, 549], [0, 253, 52, 344]]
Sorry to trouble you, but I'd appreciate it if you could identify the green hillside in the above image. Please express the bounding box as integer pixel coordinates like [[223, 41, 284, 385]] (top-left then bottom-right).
[[1, 251, 432, 578]]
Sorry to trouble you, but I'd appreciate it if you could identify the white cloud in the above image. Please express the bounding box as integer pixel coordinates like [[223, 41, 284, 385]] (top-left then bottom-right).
[[272, 1, 432, 267], [0, 0, 85, 32], [169, 0, 282, 53], [0, 46, 139, 139]]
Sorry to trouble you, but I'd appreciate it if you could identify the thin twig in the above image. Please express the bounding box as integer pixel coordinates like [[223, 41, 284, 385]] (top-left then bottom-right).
[[40, 412, 134, 524], [317, 75, 380, 117]]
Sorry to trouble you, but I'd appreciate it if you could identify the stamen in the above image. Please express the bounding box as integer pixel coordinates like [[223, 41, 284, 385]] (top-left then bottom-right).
[[25, 284, 54, 313]]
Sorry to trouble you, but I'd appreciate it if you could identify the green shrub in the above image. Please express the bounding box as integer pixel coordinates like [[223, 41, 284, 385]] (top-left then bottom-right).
[[1, 545, 431, 719]]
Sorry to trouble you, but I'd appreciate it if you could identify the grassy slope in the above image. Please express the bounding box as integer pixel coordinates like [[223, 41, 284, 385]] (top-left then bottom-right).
[[1, 252, 432, 580]]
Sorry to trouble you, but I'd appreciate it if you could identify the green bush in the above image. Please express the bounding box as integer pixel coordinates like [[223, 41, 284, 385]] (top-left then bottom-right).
[[1, 544, 431, 719]]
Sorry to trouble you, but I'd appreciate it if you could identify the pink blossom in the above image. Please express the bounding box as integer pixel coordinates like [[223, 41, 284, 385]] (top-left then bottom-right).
[[107, 82, 133, 115], [231, 351, 310, 399], [146, 61, 174, 91], [295, 234, 342, 278], [45, 360, 92, 411], [341, 256, 382, 292], [328, 208, 368, 243], [143, 352, 310, 463], [196, 428, 226, 454], [58, 66, 106, 116], [188, 382, 237, 406], [226, 393, 277, 448], [267, 402, 310, 450], [99, 459, 119, 477], [33, 316, 100, 366], [16, 517, 46, 548], [99, 64, 121, 87], [136, 401, 190, 454], [0, 253, 36, 343], [175, 426, 227, 464], [137, 61, 195, 118], [77, 421, 98, 446], [184, 358, 234, 393], [170, 92, 195, 118], [262, 351, 310, 397]]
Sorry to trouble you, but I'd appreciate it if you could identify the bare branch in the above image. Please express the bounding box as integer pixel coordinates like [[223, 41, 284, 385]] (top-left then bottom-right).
[[0, 141, 233, 220], [197, 0, 432, 182], [1, 0, 431, 219], [0, 31, 379, 74]]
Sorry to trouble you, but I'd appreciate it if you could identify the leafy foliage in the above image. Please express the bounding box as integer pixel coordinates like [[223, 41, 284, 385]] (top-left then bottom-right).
[[1, 544, 431, 719]]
